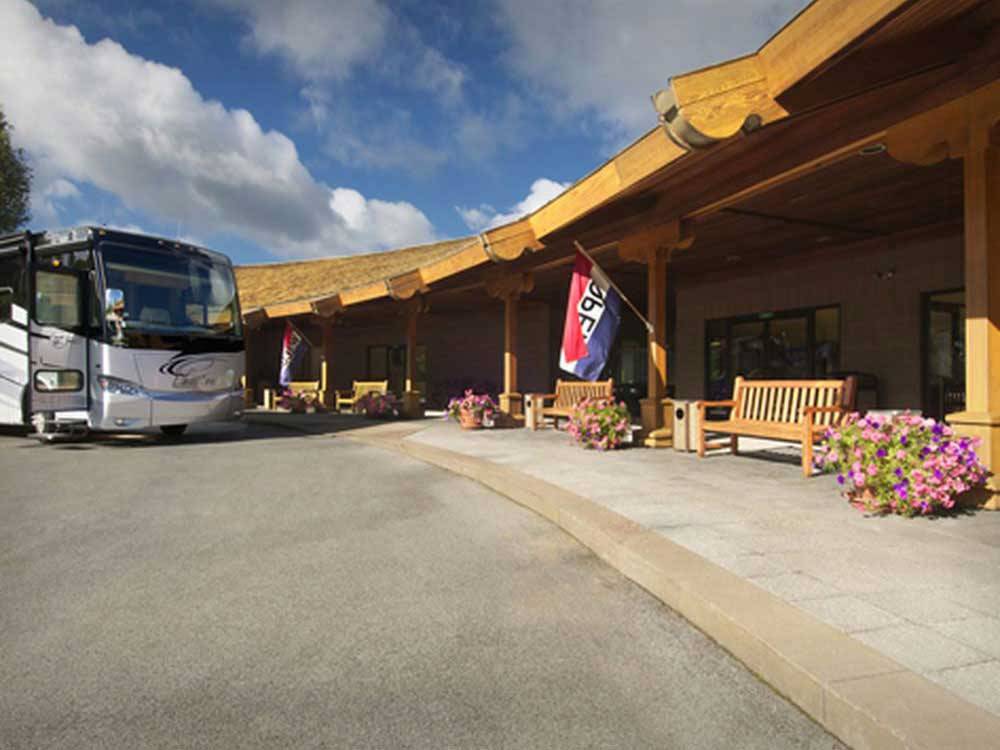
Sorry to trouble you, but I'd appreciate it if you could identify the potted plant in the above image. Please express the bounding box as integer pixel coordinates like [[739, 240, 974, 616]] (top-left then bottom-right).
[[815, 412, 987, 516], [566, 397, 632, 450], [354, 392, 399, 419], [447, 390, 497, 429]]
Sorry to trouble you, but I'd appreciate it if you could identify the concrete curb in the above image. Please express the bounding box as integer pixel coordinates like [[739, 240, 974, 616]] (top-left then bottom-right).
[[350, 427, 1000, 750]]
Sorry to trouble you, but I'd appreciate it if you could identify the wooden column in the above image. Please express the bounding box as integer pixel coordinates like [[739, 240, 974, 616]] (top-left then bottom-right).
[[619, 221, 693, 447], [644, 249, 669, 446], [486, 272, 534, 420], [241, 311, 267, 408], [504, 293, 519, 404], [887, 81, 1000, 506], [400, 297, 427, 419], [949, 125, 1000, 502], [320, 319, 335, 408]]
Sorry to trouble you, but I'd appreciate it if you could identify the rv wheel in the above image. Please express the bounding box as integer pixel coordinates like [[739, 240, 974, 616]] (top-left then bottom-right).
[[160, 424, 188, 438]]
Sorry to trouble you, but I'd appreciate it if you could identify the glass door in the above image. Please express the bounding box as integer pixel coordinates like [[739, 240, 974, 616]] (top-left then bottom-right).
[[923, 290, 965, 420]]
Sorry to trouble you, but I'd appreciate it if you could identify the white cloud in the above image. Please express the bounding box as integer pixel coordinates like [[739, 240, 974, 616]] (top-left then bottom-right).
[[496, 0, 810, 139], [217, 0, 391, 82], [216, 0, 466, 102], [457, 178, 568, 231], [321, 103, 447, 175], [30, 173, 82, 224], [0, 1, 437, 257]]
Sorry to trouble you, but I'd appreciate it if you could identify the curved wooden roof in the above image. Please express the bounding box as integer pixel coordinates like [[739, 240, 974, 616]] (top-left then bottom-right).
[[240, 0, 983, 321]]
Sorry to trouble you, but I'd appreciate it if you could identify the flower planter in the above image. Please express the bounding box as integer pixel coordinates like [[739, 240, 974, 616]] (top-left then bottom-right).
[[459, 408, 482, 430], [845, 488, 879, 513]]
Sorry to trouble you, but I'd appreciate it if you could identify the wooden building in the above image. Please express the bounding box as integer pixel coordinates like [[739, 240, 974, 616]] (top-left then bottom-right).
[[237, 0, 1000, 492]]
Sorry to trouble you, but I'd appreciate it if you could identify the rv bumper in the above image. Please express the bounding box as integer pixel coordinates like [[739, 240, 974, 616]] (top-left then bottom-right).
[[91, 389, 244, 431]]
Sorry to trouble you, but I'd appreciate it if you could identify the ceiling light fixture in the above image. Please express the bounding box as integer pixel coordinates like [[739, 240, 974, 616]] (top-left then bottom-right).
[[858, 142, 887, 156]]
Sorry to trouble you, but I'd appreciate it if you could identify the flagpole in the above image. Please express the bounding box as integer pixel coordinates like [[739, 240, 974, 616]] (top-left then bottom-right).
[[573, 240, 653, 333], [287, 319, 317, 349]]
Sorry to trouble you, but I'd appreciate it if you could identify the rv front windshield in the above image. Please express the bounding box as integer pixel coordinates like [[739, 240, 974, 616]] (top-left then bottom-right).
[[100, 243, 242, 339]]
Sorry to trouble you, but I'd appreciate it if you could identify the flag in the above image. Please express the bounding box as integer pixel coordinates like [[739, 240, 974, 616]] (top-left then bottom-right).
[[559, 251, 622, 380], [278, 321, 305, 388]]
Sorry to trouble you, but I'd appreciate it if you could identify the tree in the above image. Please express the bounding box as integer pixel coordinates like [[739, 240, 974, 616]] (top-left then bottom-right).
[[0, 106, 32, 233]]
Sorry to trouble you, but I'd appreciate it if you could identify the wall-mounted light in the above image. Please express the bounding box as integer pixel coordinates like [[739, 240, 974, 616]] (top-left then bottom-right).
[[873, 267, 896, 281]]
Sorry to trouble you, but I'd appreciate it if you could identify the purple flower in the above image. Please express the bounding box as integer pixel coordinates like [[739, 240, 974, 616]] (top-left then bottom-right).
[[876, 448, 887, 458], [836, 474, 845, 485]]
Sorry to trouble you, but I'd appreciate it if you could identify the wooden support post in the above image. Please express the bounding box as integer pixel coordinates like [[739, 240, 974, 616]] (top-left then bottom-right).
[[401, 297, 426, 419], [619, 221, 693, 447], [948, 125, 1000, 507], [320, 320, 335, 408], [886, 82, 1000, 507], [486, 272, 534, 422], [502, 293, 520, 415], [642, 249, 671, 447]]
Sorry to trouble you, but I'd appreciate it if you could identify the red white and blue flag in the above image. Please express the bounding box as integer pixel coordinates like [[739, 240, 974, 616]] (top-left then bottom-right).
[[559, 251, 622, 380], [279, 321, 305, 387]]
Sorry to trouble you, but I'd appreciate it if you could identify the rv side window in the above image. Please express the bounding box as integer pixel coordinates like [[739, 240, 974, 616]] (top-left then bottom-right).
[[0, 252, 25, 307], [34, 270, 82, 329]]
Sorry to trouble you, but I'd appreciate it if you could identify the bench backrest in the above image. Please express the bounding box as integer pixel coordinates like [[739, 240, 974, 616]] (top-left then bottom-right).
[[353, 380, 389, 399], [733, 376, 856, 426], [288, 380, 320, 395], [553, 378, 614, 409]]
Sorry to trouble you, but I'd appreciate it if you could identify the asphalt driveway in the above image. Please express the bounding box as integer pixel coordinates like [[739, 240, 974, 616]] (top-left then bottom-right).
[[0, 421, 844, 749]]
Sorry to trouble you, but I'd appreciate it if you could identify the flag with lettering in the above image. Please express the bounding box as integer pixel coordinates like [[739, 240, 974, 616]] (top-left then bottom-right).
[[559, 251, 621, 380], [278, 321, 305, 388]]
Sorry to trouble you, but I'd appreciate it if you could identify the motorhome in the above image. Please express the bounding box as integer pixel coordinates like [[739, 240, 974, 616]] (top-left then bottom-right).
[[0, 227, 245, 440]]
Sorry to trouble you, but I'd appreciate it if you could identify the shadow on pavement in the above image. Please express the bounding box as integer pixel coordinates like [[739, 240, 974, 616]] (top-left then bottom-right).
[[0, 413, 408, 450]]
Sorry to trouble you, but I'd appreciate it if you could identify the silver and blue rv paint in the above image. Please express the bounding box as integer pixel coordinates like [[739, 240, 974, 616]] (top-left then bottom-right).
[[0, 227, 245, 439]]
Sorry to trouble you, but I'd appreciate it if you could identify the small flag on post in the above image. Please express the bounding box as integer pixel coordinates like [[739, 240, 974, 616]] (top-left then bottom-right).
[[278, 321, 305, 388], [559, 251, 622, 380]]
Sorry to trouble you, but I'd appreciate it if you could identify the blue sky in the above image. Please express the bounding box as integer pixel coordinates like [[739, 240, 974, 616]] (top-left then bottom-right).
[[0, 0, 807, 264]]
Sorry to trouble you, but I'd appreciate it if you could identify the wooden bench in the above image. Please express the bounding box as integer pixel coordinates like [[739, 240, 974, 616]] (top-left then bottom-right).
[[696, 376, 857, 477], [539, 378, 614, 428], [262, 380, 321, 409], [336, 380, 390, 412]]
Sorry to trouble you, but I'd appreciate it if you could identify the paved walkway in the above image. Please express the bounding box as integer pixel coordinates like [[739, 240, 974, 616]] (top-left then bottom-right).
[[405, 420, 1000, 720]]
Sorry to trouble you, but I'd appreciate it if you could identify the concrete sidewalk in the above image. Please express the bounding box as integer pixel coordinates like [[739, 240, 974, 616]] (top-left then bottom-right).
[[342, 417, 1000, 750], [246, 411, 1000, 747]]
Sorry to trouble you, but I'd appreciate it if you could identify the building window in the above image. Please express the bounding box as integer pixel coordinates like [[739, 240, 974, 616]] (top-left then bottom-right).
[[705, 305, 841, 400]]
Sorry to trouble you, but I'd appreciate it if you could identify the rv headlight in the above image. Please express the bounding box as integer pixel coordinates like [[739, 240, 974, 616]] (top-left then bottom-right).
[[34, 370, 83, 392], [97, 375, 146, 397]]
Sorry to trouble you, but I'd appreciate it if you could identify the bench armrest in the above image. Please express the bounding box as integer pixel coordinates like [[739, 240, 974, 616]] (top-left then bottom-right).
[[697, 399, 736, 413], [802, 405, 846, 428], [539, 393, 558, 402]]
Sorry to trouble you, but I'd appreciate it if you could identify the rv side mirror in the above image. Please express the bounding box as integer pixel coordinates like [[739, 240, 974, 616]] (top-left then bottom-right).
[[0, 287, 12, 322], [105, 288, 125, 321]]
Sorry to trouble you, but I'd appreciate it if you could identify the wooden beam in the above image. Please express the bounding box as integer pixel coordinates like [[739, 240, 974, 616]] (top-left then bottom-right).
[[311, 295, 342, 318], [386, 269, 429, 300], [618, 220, 694, 264], [263, 300, 313, 319], [419, 238, 491, 285], [655, 55, 787, 147], [484, 271, 535, 300], [243, 308, 267, 330], [758, 0, 910, 96], [482, 219, 544, 262], [530, 128, 686, 240], [888, 79, 1000, 166]]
